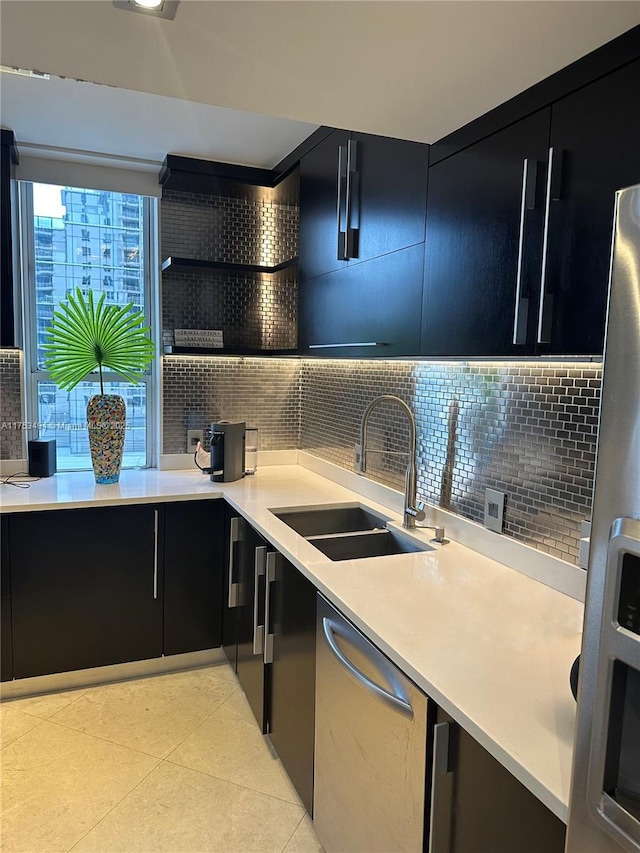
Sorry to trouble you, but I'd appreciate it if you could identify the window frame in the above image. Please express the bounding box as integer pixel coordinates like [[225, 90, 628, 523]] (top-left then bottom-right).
[[19, 181, 159, 471]]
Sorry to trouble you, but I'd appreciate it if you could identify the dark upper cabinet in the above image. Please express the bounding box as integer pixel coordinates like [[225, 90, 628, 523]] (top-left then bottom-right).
[[1, 130, 18, 348], [299, 242, 424, 356], [9, 505, 163, 679], [430, 707, 566, 853], [298, 128, 428, 283], [422, 59, 640, 358], [539, 58, 640, 355], [421, 108, 550, 357], [163, 500, 224, 657], [299, 129, 352, 282]]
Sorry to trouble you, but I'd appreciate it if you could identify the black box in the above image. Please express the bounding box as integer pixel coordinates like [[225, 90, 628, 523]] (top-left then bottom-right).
[[28, 439, 57, 477]]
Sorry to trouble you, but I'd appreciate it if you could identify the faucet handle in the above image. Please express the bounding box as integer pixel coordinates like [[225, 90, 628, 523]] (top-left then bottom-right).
[[405, 503, 426, 522]]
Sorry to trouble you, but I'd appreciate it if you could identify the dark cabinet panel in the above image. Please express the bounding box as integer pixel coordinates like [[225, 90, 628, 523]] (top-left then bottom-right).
[[1, 130, 18, 348], [299, 242, 424, 356], [222, 505, 238, 669], [235, 515, 269, 732], [10, 506, 163, 679], [430, 707, 566, 853], [163, 500, 224, 656], [1, 598, 12, 682], [540, 59, 640, 354], [298, 128, 428, 284], [351, 131, 428, 264], [422, 108, 550, 356], [269, 556, 316, 814], [299, 129, 351, 282]]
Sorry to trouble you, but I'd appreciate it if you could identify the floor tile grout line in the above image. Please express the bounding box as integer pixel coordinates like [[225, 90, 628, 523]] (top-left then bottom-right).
[[161, 683, 242, 763], [281, 812, 307, 853], [0, 715, 46, 751], [39, 717, 176, 762], [162, 756, 305, 811], [65, 757, 163, 853]]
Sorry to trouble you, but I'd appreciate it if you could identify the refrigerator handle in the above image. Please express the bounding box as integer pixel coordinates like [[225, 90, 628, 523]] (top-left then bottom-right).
[[263, 551, 277, 664], [537, 147, 563, 344], [252, 545, 266, 656], [428, 721, 453, 853], [227, 517, 240, 609], [512, 158, 538, 345]]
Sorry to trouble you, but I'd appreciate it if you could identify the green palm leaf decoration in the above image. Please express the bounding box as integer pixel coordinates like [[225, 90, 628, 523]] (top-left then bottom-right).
[[43, 288, 155, 395]]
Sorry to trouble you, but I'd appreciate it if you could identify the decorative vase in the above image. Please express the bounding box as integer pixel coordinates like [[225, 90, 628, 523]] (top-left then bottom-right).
[[86, 394, 126, 484]]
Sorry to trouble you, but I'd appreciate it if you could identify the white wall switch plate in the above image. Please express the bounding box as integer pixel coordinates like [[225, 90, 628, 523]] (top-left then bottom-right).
[[484, 488, 506, 533], [187, 429, 204, 449]]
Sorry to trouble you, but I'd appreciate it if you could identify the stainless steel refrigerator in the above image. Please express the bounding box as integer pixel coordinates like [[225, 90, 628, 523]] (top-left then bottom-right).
[[566, 183, 640, 852]]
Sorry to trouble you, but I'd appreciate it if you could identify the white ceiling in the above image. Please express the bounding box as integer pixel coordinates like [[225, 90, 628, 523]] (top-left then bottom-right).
[[1, 1, 639, 167]]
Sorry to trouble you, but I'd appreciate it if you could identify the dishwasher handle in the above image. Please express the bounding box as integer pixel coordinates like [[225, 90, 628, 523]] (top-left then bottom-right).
[[322, 616, 414, 720]]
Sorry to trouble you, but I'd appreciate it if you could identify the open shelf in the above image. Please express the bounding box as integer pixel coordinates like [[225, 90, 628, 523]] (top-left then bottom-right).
[[161, 256, 298, 275]]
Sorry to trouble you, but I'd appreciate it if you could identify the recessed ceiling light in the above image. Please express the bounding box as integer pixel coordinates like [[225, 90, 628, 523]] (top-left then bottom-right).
[[112, 0, 178, 20]]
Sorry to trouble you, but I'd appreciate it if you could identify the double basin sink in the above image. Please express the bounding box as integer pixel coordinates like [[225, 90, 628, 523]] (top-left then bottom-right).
[[271, 504, 432, 562]]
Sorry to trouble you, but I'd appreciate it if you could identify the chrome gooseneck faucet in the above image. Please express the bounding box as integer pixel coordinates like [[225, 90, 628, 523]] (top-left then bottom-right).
[[355, 394, 427, 531]]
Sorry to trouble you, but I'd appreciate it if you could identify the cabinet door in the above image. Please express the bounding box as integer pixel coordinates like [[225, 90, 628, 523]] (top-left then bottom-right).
[[429, 708, 566, 853], [299, 242, 424, 356], [351, 131, 428, 264], [539, 59, 640, 355], [163, 500, 224, 656], [10, 505, 163, 679], [222, 504, 238, 669], [422, 109, 550, 356], [299, 129, 351, 282], [1, 515, 12, 681], [268, 556, 316, 813], [235, 516, 269, 732]]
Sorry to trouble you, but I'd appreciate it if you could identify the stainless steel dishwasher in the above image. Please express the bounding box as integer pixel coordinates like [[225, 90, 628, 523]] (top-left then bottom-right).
[[314, 594, 429, 853]]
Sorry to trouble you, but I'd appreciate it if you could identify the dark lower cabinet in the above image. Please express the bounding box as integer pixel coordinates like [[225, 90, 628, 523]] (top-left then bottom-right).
[[222, 507, 317, 812], [162, 500, 224, 656], [299, 242, 424, 356], [9, 505, 163, 679], [429, 707, 566, 853], [269, 555, 316, 814], [1, 515, 11, 682]]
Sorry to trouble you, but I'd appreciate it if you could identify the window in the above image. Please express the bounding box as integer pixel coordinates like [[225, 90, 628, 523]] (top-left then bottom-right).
[[20, 183, 157, 471]]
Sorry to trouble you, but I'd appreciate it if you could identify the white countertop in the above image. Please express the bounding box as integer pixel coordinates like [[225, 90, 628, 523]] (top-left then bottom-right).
[[0, 464, 583, 822]]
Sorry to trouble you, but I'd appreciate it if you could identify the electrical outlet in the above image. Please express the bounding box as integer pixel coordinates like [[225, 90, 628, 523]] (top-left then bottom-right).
[[187, 429, 204, 449], [484, 488, 506, 533]]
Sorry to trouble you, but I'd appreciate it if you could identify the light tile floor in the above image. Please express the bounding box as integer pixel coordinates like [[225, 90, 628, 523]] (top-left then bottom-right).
[[0, 663, 323, 853]]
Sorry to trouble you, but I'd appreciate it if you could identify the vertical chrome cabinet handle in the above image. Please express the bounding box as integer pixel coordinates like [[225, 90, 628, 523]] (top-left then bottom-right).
[[344, 138, 358, 259], [337, 144, 348, 261], [263, 551, 277, 664], [537, 147, 563, 344], [153, 509, 159, 600], [228, 517, 240, 609], [512, 158, 538, 345], [428, 721, 453, 853], [253, 545, 266, 656]]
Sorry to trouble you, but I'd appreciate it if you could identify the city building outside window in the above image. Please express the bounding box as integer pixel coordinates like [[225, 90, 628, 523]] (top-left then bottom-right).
[[19, 182, 157, 471]]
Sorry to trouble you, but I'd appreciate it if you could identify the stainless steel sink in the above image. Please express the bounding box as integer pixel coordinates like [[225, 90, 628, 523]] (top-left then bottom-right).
[[272, 504, 388, 537], [307, 529, 431, 561]]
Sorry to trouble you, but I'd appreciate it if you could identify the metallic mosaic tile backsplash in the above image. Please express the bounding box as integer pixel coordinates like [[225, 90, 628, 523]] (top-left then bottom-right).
[[300, 360, 602, 565], [161, 190, 299, 267], [0, 350, 24, 459], [161, 190, 298, 350], [162, 357, 300, 454]]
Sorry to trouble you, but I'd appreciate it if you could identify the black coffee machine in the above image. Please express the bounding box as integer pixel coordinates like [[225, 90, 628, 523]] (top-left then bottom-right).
[[210, 421, 245, 483]]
